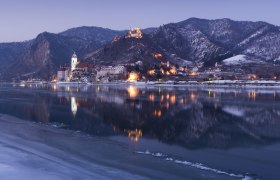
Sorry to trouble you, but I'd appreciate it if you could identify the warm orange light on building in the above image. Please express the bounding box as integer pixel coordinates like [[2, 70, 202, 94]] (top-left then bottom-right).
[[148, 69, 156, 75], [249, 75, 257, 79], [128, 72, 139, 81], [170, 67, 177, 75], [153, 53, 162, 59], [126, 27, 143, 39], [161, 68, 165, 75], [127, 86, 139, 98], [189, 71, 198, 76], [51, 78, 57, 83]]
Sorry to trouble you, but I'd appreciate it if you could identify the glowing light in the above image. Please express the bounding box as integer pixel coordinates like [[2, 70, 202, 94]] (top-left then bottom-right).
[[249, 75, 257, 79], [170, 95, 176, 104], [166, 71, 170, 76], [126, 27, 143, 39], [170, 67, 177, 75], [153, 53, 162, 59], [52, 84, 57, 91], [189, 71, 198, 76], [190, 93, 197, 101], [248, 90, 256, 100], [180, 98, 185, 104], [148, 69, 156, 75], [51, 78, 57, 83], [161, 68, 165, 75], [128, 72, 139, 82], [154, 109, 162, 117], [161, 95, 164, 102], [166, 93, 170, 100], [149, 94, 155, 102], [127, 86, 139, 98], [125, 129, 142, 142]]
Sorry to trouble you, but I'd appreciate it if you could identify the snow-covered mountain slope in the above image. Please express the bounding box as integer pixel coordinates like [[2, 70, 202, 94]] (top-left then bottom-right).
[[222, 55, 261, 65]]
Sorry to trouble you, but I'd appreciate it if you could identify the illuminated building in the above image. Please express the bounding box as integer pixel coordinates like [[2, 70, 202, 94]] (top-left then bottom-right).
[[71, 52, 78, 71], [148, 69, 156, 76], [96, 65, 126, 81], [127, 72, 139, 81], [126, 27, 143, 39]]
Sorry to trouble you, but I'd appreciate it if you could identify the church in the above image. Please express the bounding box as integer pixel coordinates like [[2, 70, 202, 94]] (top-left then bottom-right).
[[57, 53, 94, 82]]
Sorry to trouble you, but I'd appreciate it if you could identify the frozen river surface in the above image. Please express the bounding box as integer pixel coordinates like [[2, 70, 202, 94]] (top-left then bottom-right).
[[0, 84, 280, 179]]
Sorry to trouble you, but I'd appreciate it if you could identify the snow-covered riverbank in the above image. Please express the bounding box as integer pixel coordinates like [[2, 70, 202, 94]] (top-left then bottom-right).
[[0, 114, 147, 180], [0, 114, 240, 180]]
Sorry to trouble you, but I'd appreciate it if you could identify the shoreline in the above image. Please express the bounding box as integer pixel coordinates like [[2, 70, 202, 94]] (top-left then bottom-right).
[[5, 80, 280, 88]]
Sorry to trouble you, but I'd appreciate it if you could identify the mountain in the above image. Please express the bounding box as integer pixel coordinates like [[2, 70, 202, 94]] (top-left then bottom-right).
[[0, 27, 127, 80], [1, 18, 280, 80], [0, 41, 29, 70], [84, 33, 165, 66], [87, 18, 280, 67], [59, 26, 127, 44]]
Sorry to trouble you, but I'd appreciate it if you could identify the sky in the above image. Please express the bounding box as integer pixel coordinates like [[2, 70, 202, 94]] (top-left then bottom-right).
[[0, 0, 279, 42]]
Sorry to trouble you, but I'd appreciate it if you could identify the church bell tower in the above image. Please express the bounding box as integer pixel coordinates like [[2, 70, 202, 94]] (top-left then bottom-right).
[[71, 52, 78, 71]]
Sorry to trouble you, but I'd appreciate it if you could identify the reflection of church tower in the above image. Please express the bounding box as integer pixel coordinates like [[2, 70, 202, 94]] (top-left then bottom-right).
[[71, 97, 78, 116], [71, 52, 78, 71]]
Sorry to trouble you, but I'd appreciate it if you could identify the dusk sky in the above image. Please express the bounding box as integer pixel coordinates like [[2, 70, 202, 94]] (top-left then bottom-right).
[[0, 0, 279, 42]]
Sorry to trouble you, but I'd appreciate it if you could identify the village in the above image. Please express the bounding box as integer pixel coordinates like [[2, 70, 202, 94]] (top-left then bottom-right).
[[54, 27, 279, 85]]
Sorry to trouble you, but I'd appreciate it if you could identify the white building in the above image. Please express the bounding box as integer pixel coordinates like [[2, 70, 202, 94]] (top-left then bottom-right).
[[96, 66, 126, 78], [57, 67, 70, 81], [71, 52, 78, 71]]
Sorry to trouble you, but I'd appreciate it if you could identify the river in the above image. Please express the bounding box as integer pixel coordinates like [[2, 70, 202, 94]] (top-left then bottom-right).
[[0, 83, 279, 179]]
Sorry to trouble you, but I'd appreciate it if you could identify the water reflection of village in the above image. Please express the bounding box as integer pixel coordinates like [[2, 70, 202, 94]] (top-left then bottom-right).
[[46, 83, 280, 147]]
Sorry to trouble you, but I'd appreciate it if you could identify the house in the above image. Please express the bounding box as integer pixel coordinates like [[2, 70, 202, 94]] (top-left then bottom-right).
[[96, 65, 127, 81], [57, 66, 71, 81], [72, 64, 94, 77]]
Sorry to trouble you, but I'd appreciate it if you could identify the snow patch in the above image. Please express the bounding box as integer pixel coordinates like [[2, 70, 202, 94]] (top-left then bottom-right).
[[223, 55, 255, 65]]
